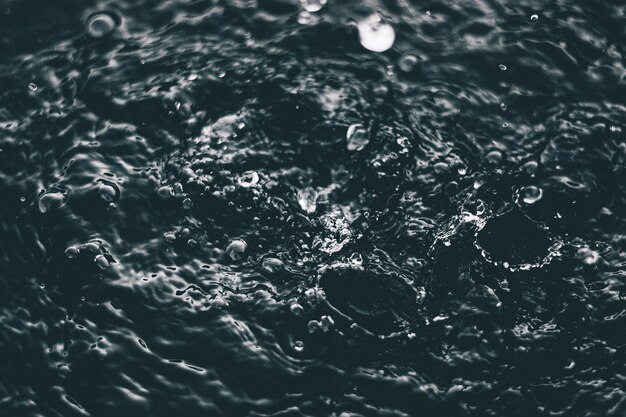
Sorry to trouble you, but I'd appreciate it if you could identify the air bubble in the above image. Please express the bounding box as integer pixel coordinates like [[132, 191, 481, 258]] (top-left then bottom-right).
[[293, 340, 305, 352], [346, 123, 369, 151], [290, 303, 304, 316], [86, 12, 118, 38], [358, 15, 395, 53], [486, 150, 503, 164], [577, 247, 599, 265], [530, 14, 539, 21], [262, 257, 284, 273], [226, 239, 247, 261], [398, 54, 419, 72], [297, 187, 318, 214], [298, 11, 318, 25], [97, 181, 119, 202], [65, 246, 80, 259], [158, 186, 173, 199], [94, 254, 110, 270], [298, 0, 327, 13], [499, 64, 507, 71], [237, 171, 259, 188], [38, 192, 66, 213], [521, 185, 543, 205], [28, 83, 38, 92]]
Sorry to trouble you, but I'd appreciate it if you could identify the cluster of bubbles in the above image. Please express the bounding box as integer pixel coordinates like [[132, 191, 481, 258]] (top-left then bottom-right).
[[65, 240, 115, 271]]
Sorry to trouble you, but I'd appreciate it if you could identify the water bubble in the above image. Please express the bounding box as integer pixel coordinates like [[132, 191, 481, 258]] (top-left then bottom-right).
[[226, 239, 247, 261], [530, 14, 539, 21], [157, 186, 173, 199], [237, 171, 259, 188], [320, 315, 334, 332], [298, 0, 327, 13], [164, 232, 176, 243], [84, 242, 100, 253], [346, 123, 369, 151], [577, 247, 599, 265], [297, 187, 318, 214], [38, 192, 66, 213], [94, 254, 110, 270], [65, 246, 80, 259], [307, 320, 321, 334], [290, 303, 304, 316], [486, 150, 503, 164], [297, 11, 319, 25], [498, 64, 507, 71], [522, 160, 538, 176], [398, 54, 419, 72], [86, 12, 117, 38], [28, 83, 38, 92], [521, 185, 543, 204], [262, 257, 283, 273], [358, 15, 395, 53], [292, 340, 305, 352], [97, 181, 119, 202]]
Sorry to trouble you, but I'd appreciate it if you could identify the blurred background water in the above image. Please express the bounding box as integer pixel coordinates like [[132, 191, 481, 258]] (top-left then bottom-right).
[[1, 0, 625, 416]]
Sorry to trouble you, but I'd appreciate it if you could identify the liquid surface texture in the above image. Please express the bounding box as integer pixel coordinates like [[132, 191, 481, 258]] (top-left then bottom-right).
[[1, 0, 625, 416]]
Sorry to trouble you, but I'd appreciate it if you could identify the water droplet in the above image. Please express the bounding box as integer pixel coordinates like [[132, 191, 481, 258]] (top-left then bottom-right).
[[298, 0, 327, 13], [320, 315, 334, 332], [262, 257, 283, 273], [226, 239, 247, 261], [297, 187, 318, 214], [28, 83, 38, 92], [307, 320, 321, 334], [38, 192, 66, 213], [521, 185, 543, 204], [530, 14, 539, 21], [522, 160, 538, 176], [577, 247, 599, 265], [486, 150, 503, 164], [358, 15, 395, 53], [398, 54, 419, 72], [349, 252, 363, 265], [237, 171, 259, 188], [293, 340, 305, 352], [346, 123, 369, 151], [94, 254, 110, 270], [297, 11, 315, 25], [498, 64, 507, 71], [290, 303, 304, 316], [86, 12, 117, 38], [65, 246, 80, 259], [97, 181, 119, 202], [157, 185, 173, 199]]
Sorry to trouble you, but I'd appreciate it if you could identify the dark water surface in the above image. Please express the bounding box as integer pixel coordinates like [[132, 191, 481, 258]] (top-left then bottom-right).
[[1, 0, 626, 416]]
